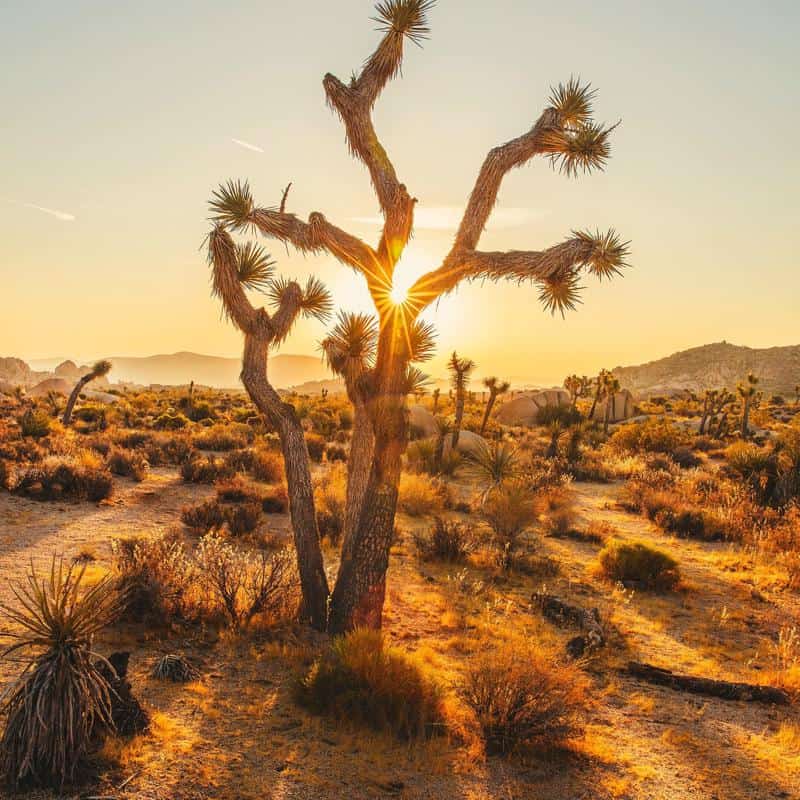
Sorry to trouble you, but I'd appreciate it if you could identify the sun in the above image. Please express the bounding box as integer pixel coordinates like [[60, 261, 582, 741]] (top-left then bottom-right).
[[389, 283, 409, 305]]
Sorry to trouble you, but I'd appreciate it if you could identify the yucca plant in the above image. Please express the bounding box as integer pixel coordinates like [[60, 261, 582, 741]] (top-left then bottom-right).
[[0, 558, 124, 788], [464, 438, 519, 497], [62, 360, 112, 426]]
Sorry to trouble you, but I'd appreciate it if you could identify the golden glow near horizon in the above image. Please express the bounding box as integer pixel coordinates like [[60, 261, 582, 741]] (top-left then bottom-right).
[[2, 2, 799, 383]]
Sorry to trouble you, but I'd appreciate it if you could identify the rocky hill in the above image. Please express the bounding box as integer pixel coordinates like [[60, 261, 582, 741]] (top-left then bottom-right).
[[613, 342, 800, 397]]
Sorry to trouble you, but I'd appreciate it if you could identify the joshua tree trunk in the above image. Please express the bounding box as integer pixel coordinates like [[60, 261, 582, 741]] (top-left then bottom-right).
[[343, 398, 375, 544], [603, 392, 614, 434], [741, 397, 751, 438], [452, 391, 465, 449], [241, 335, 329, 629], [480, 391, 497, 435], [329, 345, 409, 634], [62, 376, 91, 426]]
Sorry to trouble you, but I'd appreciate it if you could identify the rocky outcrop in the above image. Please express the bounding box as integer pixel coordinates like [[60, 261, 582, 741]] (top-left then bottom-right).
[[495, 388, 571, 426], [408, 404, 438, 438], [591, 388, 635, 423], [28, 378, 73, 397]]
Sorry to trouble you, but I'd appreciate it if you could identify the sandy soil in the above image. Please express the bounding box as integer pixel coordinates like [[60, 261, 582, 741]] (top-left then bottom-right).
[[0, 470, 798, 800]]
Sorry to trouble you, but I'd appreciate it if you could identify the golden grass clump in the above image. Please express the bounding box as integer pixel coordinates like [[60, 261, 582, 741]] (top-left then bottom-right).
[[295, 628, 446, 739], [398, 471, 447, 516]]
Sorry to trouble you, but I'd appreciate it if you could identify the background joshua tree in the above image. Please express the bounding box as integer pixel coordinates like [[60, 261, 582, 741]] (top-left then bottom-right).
[[480, 376, 510, 435], [564, 374, 591, 409], [698, 388, 733, 435], [207, 0, 628, 633], [206, 230, 332, 628], [61, 360, 112, 426], [603, 375, 621, 434], [588, 368, 611, 419], [448, 352, 476, 448], [431, 387, 441, 413], [738, 372, 760, 438], [795, 383, 799, 406]]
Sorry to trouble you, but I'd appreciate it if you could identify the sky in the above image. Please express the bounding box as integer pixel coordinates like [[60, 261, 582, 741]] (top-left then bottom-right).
[[2, 0, 799, 384]]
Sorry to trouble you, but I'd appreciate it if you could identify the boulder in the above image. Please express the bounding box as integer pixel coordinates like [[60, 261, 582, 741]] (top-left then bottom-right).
[[85, 389, 118, 404], [495, 388, 571, 426], [408, 404, 438, 438], [445, 429, 486, 457], [28, 377, 72, 397], [591, 389, 635, 423]]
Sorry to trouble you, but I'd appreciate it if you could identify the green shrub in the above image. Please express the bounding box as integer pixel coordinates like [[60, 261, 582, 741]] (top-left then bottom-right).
[[17, 409, 51, 439], [153, 412, 189, 430], [598, 540, 680, 590], [295, 629, 444, 739]]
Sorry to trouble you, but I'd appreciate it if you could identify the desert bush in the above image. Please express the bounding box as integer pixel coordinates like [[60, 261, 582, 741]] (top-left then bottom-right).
[[325, 443, 348, 463], [250, 448, 285, 483], [185, 400, 216, 422], [295, 628, 444, 739], [398, 472, 447, 517], [535, 404, 582, 427], [338, 407, 353, 430], [406, 437, 461, 476], [153, 412, 189, 430], [315, 464, 347, 545], [464, 642, 588, 755], [305, 433, 326, 463], [482, 481, 538, 569], [195, 533, 295, 631], [610, 417, 690, 455], [17, 408, 51, 439], [413, 517, 476, 562], [262, 483, 289, 514], [670, 445, 702, 469], [111, 530, 195, 624], [106, 447, 148, 481], [598, 540, 680, 590], [193, 424, 248, 452], [0, 559, 123, 788], [180, 454, 234, 484], [181, 497, 262, 536], [14, 456, 113, 502]]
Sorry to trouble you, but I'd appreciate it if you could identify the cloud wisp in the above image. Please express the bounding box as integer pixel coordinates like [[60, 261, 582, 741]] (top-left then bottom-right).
[[231, 138, 265, 154], [351, 206, 546, 231], [23, 203, 76, 222]]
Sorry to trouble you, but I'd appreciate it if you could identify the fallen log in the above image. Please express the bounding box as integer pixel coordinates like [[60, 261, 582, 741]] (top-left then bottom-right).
[[627, 661, 791, 705], [533, 592, 605, 658]]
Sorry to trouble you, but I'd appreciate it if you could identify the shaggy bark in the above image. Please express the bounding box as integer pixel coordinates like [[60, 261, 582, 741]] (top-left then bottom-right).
[[62, 376, 91, 426]]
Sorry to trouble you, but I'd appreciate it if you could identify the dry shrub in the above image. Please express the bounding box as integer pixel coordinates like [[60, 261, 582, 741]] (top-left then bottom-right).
[[17, 408, 51, 439], [141, 433, 193, 466], [192, 424, 248, 452], [182, 477, 264, 536], [262, 483, 289, 514], [413, 517, 476, 562], [315, 464, 347, 545], [251, 448, 285, 483], [111, 531, 196, 624], [398, 472, 447, 516], [180, 454, 234, 484], [14, 455, 113, 502], [0, 559, 124, 788], [598, 540, 680, 591], [610, 417, 690, 456], [153, 411, 189, 430], [106, 447, 148, 481], [464, 641, 589, 755], [305, 433, 326, 463], [295, 628, 445, 739], [195, 533, 296, 631], [482, 481, 537, 569]]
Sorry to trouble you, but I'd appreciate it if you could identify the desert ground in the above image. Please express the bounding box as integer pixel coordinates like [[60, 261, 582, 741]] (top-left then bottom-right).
[[0, 384, 798, 800]]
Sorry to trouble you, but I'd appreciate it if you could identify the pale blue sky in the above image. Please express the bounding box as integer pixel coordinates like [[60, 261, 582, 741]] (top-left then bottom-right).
[[2, 1, 798, 382]]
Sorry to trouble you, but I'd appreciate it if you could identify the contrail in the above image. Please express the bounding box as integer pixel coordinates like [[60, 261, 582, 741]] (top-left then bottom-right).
[[23, 203, 76, 222], [231, 138, 264, 154]]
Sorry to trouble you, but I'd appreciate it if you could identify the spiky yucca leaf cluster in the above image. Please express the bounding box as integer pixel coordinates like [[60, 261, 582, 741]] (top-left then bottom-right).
[[89, 359, 112, 379], [321, 312, 378, 382], [448, 352, 475, 391], [268, 275, 333, 323], [372, 0, 435, 45], [235, 242, 275, 292], [210, 179, 254, 230], [574, 229, 630, 280], [0, 558, 125, 788]]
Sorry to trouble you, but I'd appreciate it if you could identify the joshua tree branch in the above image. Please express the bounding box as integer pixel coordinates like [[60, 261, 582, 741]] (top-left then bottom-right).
[[208, 226, 259, 332]]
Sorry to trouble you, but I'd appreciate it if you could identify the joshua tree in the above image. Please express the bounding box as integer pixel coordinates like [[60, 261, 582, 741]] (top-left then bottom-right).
[[206, 0, 628, 633], [431, 387, 441, 413], [588, 369, 612, 419], [795, 384, 799, 406], [564, 374, 591, 409], [205, 232, 332, 628], [603, 376, 621, 434], [738, 372, 760, 438], [480, 376, 511, 435], [62, 360, 112, 426], [448, 352, 476, 448]]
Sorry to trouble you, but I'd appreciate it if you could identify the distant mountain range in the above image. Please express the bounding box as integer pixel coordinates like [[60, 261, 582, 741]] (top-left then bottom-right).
[[613, 342, 800, 397], [4, 352, 333, 391]]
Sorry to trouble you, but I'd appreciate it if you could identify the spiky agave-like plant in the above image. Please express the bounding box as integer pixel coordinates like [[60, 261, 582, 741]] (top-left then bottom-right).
[[0, 558, 124, 788]]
